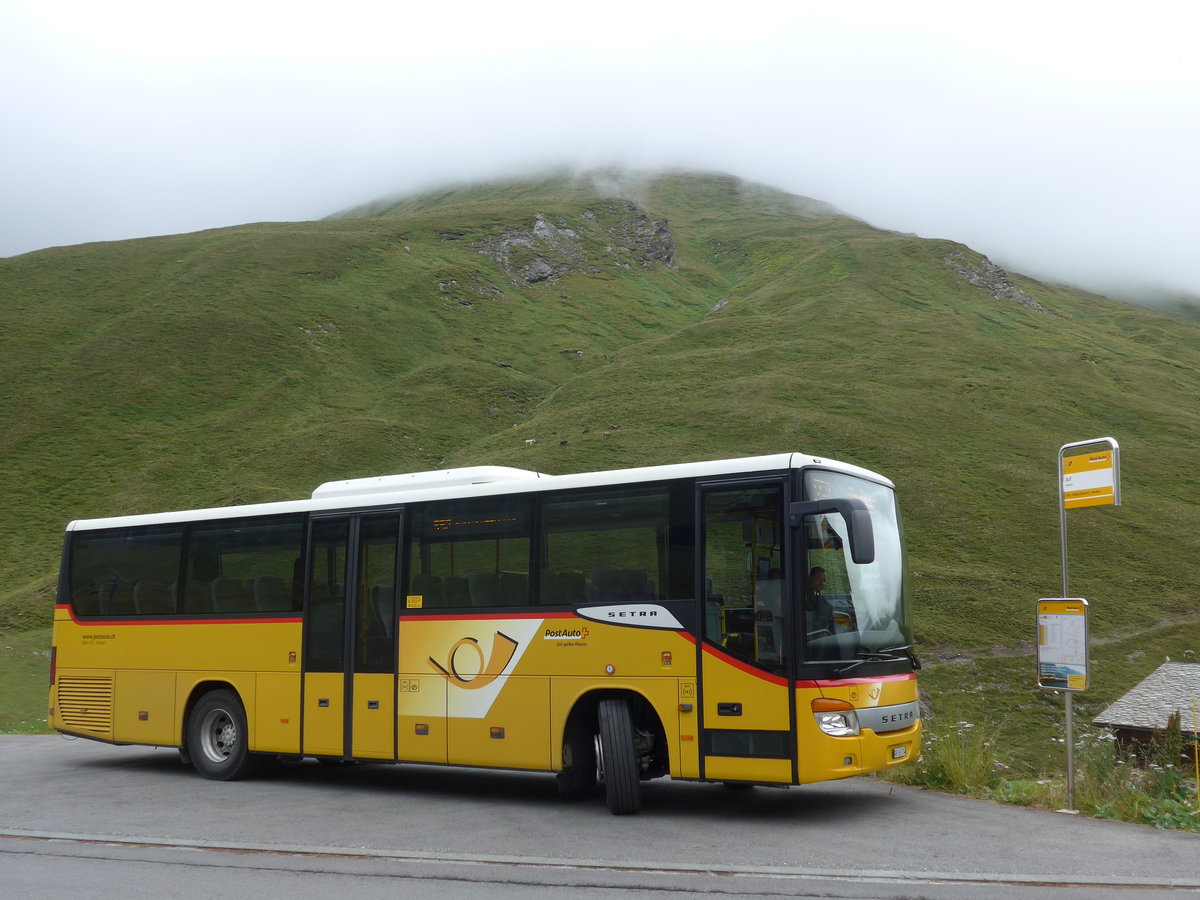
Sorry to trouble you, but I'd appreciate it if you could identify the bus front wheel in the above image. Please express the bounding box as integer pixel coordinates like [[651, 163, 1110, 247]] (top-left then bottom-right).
[[187, 689, 258, 781], [597, 698, 641, 815]]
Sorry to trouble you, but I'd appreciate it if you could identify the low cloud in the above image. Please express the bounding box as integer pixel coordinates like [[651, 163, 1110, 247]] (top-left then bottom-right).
[[2, 2, 1197, 300]]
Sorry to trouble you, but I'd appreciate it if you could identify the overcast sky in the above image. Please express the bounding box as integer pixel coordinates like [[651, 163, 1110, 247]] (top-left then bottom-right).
[[3, 1, 1197, 298]]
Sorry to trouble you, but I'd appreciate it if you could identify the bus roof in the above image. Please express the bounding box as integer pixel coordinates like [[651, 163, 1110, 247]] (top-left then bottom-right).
[[65, 453, 894, 532]]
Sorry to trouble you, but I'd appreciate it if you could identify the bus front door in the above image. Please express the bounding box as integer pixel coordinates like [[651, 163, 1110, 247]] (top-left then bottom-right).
[[698, 481, 796, 784], [302, 514, 401, 761]]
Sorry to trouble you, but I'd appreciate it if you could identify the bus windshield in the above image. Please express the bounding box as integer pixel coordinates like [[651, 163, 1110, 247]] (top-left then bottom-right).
[[801, 471, 911, 664]]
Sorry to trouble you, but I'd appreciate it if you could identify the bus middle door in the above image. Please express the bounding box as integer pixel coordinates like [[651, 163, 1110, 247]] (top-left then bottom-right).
[[302, 514, 400, 761]]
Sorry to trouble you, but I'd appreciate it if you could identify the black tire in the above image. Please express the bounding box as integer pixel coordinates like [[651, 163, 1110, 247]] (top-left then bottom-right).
[[597, 698, 640, 815], [187, 689, 259, 781]]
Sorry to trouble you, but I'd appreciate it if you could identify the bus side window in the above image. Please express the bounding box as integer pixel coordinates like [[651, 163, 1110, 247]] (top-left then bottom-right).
[[538, 486, 671, 606], [182, 516, 305, 616], [67, 525, 184, 618], [405, 496, 532, 609]]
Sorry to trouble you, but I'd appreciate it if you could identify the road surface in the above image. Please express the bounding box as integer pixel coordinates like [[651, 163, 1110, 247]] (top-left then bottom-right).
[[1, 736, 1197, 898]]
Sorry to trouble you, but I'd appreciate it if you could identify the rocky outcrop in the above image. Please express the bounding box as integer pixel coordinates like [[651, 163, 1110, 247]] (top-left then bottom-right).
[[474, 203, 674, 287], [474, 214, 583, 285], [599, 201, 676, 269], [944, 251, 1046, 313]]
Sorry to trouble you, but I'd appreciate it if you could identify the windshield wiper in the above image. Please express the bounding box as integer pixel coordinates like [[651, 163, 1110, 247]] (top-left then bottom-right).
[[832, 644, 921, 677], [871, 643, 921, 666]]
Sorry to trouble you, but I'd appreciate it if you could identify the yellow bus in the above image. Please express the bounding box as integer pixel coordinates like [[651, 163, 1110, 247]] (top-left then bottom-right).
[[49, 453, 920, 814]]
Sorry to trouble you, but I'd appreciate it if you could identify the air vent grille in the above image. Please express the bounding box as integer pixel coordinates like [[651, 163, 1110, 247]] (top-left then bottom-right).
[[58, 676, 114, 734]]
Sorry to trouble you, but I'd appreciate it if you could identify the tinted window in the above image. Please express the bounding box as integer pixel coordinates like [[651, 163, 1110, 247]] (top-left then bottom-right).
[[355, 515, 399, 673], [539, 486, 671, 606], [306, 518, 349, 672], [181, 515, 305, 615], [406, 495, 532, 609], [68, 524, 185, 616]]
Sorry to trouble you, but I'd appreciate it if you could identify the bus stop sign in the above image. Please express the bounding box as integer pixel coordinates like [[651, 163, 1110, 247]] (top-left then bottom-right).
[[1061, 446, 1119, 509]]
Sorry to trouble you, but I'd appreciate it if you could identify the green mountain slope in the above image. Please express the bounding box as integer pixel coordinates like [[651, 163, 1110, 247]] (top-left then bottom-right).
[[3, 171, 1198, 663]]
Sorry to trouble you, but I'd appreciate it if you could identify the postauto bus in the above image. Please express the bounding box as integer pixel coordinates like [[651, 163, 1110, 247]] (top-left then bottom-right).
[[49, 453, 920, 814]]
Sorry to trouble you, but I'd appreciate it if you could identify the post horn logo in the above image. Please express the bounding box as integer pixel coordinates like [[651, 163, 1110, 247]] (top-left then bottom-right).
[[428, 631, 519, 690]]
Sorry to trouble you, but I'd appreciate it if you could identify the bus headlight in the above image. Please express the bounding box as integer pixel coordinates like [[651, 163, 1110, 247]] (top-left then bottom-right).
[[812, 699, 860, 737]]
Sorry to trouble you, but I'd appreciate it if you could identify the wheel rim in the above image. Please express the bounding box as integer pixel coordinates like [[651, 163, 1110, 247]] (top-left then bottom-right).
[[594, 733, 605, 782], [199, 707, 237, 763]]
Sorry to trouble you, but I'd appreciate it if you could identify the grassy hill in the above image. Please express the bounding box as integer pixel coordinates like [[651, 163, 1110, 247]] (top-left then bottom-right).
[[3, 170, 1199, 741]]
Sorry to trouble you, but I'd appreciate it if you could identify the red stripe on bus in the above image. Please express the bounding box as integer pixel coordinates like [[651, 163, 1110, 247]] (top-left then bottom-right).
[[700, 643, 789, 687]]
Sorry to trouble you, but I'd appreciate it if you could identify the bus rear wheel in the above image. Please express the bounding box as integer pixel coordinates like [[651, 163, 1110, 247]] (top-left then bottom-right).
[[597, 698, 640, 815], [187, 689, 258, 781]]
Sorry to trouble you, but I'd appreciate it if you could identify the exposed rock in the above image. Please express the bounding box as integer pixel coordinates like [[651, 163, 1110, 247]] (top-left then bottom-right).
[[944, 251, 1046, 313], [301, 321, 340, 341], [603, 201, 675, 268], [473, 204, 674, 287], [474, 215, 579, 286], [522, 257, 557, 283]]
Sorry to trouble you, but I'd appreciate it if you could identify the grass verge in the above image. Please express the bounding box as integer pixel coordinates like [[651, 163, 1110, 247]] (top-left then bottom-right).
[[890, 717, 1200, 831], [0, 628, 51, 733]]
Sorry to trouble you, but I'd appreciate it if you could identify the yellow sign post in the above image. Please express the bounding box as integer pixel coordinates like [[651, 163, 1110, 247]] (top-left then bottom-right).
[[1051, 437, 1120, 813]]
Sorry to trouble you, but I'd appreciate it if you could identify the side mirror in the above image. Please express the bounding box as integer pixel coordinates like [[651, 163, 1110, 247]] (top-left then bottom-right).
[[789, 498, 875, 565]]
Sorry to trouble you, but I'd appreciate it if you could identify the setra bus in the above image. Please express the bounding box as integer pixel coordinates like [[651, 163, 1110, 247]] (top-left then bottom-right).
[[49, 453, 921, 814]]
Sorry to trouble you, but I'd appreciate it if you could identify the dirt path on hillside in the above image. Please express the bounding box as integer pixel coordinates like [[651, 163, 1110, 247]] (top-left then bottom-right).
[[921, 614, 1200, 669]]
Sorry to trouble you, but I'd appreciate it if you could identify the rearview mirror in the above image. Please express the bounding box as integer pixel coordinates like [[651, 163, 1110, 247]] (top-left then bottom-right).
[[789, 498, 875, 565]]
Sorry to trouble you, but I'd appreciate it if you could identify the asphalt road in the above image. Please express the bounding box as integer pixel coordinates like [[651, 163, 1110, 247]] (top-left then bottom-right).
[[2, 735, 1198, 898]]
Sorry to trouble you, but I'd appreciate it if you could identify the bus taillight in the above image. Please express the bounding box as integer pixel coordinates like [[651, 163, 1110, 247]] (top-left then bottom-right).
[[49, 645, 56, 686]]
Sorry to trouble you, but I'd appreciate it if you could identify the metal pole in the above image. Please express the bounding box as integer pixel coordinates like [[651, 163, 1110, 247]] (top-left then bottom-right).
[[1058, 448, 1075, 811], [1055, 436, 1117, 814], [1064, 692, 1075, 810], [1193, 699, 1198, 813]]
